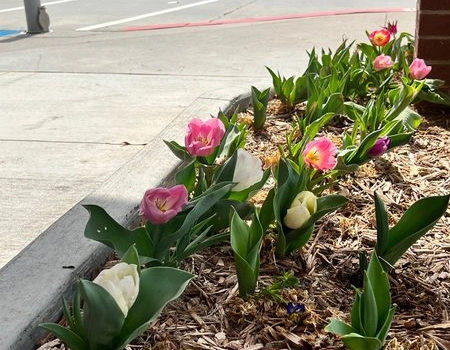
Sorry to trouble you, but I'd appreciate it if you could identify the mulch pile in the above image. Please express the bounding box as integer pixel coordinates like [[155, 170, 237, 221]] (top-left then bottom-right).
[[38, 102, 450, 350]]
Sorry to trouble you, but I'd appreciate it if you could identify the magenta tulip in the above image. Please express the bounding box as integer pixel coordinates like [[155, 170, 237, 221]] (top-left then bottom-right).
[[373, 54, 394, 71], [185, 118, 225, 157], [385, 21, 398, 35], [368, 136, 391, 158], [139, 185, 188, 224], [409, 58, 432, 80], [303, 137, 337, 171]]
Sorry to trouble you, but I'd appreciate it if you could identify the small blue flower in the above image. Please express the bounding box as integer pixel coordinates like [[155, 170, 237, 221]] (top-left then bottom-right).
[[287, 302, 305, 315]]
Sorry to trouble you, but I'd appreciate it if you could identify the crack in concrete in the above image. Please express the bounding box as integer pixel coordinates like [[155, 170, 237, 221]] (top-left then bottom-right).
[[0, 138, 147, 146]]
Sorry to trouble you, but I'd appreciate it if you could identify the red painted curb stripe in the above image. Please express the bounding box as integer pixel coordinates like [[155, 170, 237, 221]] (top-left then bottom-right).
[[122, 7, 414, 31]]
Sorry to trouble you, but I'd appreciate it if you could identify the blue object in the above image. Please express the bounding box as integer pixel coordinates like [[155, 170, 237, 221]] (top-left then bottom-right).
[[287, 302, 306, 315], [0, 29, 22, 37]]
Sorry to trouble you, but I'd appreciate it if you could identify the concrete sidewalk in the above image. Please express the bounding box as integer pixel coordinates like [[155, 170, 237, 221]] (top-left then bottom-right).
[[0, 11, 415, 269]]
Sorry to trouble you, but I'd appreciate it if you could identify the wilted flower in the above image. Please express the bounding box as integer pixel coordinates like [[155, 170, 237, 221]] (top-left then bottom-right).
[[185, 118, 225, 157], [93, 262, 140, 317], [368, 136, 391, 157], [283, 191, 317, 230], [385, 21, 398, 35], [140, 185, 188, 224], [409, 58, 432, 80], [369, 28, 391, 46], [373, 54, 394, 71], [232, 149, 264, 192], [287, 302, 306, 315], [303, 137, 337, 171]]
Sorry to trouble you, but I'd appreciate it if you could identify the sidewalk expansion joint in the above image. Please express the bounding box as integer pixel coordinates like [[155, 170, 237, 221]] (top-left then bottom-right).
[[0, 139, 147, 146]]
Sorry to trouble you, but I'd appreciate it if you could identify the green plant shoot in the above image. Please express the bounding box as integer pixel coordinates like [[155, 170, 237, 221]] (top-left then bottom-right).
[[230, 209, 263, 298], [325, 252, 395, 350], [251, 86, 271, 131], [373, 191, 449, 271]]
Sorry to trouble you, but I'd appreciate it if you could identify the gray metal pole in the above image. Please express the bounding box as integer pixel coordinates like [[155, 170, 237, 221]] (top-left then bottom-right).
[[23, 0, 43, 34]]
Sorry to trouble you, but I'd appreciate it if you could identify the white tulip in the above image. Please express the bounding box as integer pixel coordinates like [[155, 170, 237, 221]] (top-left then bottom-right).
[[283, 191, 317, 229], [232, 149, 264, 192], [93, 262, 140, 317]]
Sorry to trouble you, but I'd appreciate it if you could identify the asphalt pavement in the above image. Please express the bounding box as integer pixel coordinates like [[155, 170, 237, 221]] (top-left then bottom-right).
[[0, 1, 416, 269]]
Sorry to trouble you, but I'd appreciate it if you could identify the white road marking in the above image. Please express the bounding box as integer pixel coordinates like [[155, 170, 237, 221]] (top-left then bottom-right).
[[0, 0, 77, 13], [76, 0, 222, 31]]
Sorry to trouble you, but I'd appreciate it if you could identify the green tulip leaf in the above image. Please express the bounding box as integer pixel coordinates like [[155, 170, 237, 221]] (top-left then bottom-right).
[[259, 187, 275, 232], [387, 132, 414, 148], [230, 210, 263, 297], [83, 204, 154, 259], [351, 289, 363, 333], [121, 245, 141, 274], [214, 149, 238, 184], [380, 194, 449, 268], [325, 319, 356, 336], [157, 182, 234, 253], [366, 252, 390, 331], [251, 86, 270, 130], [79, 280, 126, 349], [163, 140, 192, 161], [39, 323, 87, 350], [302, 112, 336, 145], [341, 333, 383, 350], [360, 274, 378, 337], [374, 192, 389, 256], [322, 92, 344, 115], [386, 82, 423, 122], [175, 160, 196, 193], [376, 307, 396, 344], [117, 267, 194, 349], [393, 107, 422, 131], [345, 129, 383, 165]]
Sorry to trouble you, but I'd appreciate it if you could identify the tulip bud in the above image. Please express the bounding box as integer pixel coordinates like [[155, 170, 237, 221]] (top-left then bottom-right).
[[409, 58, 432, 80], [283, 191, 317, 229], [232, 149, 264, 192], [385, 21, 397, 35], [93, 262, 140, 317], [368, 136, 391, 158], [373, 54, 394, 71]]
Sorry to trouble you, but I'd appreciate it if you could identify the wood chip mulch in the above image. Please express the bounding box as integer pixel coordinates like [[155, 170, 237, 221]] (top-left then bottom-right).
[[141, 104, 450, 350], [39, 102, 450, 350]]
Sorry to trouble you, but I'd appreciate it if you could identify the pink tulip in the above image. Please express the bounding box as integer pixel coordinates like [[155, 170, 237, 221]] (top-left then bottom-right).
[[185, 118, 225, 157], [369, 28, 390, 46], [373, 54, 394, 71], [409, 58, 432, 80], [139, 185, 188, 224], [303, 137, 337, 171]]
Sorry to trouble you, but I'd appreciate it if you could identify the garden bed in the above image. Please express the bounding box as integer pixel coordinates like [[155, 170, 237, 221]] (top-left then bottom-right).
[[140, 105, 450, 350], [38, 103, 450, 350]]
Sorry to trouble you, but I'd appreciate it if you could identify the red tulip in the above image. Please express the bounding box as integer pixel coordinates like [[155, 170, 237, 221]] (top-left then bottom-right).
[[369, 28, 391, 46]]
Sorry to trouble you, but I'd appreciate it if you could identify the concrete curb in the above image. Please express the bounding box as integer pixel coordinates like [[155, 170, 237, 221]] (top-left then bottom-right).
[[0, 86, 252, 350]]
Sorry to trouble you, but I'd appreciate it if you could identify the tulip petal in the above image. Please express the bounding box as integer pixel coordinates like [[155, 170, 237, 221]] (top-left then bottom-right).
[[284, 204, 311, 230]]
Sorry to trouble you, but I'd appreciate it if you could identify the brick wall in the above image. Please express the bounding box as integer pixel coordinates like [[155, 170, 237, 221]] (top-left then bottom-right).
[[415, 0, 450, 92]]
